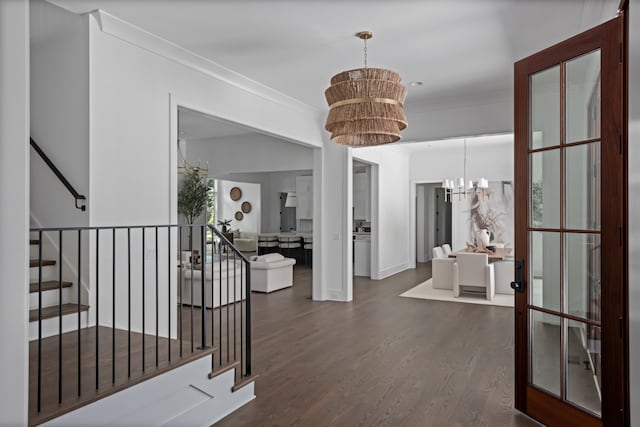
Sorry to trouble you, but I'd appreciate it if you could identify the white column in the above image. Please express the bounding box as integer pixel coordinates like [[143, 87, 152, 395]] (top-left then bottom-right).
[[0, 0, 30, 423], [313, 138, 352, 301]]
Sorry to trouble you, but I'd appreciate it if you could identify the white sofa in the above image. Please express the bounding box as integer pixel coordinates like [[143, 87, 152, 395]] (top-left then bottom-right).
[[250, 253, 296, 293], [181, 259, 245, 308]]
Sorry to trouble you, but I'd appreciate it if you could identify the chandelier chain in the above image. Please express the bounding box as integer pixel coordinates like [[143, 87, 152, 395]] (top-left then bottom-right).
[[364, 37, 368, 69]]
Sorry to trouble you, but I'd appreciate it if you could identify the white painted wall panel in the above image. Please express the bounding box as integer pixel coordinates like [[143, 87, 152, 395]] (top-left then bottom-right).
[[0, 0, 30, 423], [30, 0, 89, 228], [354, 147, 411, 279]]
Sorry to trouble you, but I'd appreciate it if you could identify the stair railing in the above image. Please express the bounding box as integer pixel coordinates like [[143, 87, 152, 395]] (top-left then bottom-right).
[[30, 137, 87, 211], [29, 223, 252, 424]]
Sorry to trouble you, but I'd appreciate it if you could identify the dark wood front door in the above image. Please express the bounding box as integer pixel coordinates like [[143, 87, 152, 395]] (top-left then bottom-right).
[[513, 15, 627, 426]]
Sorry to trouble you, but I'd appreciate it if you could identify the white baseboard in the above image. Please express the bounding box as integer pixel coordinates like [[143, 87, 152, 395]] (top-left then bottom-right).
[[372, 262, 409, 280]]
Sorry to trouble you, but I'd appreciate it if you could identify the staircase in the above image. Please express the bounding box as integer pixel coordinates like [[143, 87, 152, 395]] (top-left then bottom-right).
[[29, 237, 89, 341]]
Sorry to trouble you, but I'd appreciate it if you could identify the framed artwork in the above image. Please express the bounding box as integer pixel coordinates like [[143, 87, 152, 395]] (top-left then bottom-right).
[[241, 201, 252, 213], [234, 211, 244, 221]]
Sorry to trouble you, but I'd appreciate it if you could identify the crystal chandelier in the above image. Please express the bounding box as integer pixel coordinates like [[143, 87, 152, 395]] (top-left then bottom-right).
[[324, 31, 407, 147], [441, 138, 489, 202]]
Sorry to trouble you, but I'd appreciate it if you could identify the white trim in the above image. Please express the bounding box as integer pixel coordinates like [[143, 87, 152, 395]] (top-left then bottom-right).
[[409, 179, 442, 270], [89, 10, 318, 115], [373, 262, 409, 281]]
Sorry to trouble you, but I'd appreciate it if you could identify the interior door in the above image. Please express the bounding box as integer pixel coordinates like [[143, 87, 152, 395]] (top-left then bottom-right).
[[513, 16, 626, 426]]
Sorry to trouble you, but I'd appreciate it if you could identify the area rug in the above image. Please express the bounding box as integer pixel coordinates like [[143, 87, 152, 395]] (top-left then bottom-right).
[[399, 279, 514, 308]]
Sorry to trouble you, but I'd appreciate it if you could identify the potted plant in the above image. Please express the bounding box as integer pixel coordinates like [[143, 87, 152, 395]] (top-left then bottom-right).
[[217, 218, 232, 233], [178, 169, 211, 249]]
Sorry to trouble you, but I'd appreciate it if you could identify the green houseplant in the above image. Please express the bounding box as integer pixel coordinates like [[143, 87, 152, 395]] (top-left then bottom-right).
[[217, 218, 232, 233], [178, 170, 212, 249]]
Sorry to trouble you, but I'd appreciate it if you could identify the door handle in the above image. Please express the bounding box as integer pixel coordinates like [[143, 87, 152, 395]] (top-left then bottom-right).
[[510, 258, 525, 293]]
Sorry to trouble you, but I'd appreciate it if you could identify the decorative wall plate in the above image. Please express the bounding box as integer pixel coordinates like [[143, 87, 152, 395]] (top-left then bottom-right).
[[235, 211, 244, 221], [230, 187, 242, 201], [241, 201, 252, 213]]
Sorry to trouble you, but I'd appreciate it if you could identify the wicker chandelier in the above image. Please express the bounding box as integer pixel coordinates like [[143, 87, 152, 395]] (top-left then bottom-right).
[[324, 31, 407, 147]]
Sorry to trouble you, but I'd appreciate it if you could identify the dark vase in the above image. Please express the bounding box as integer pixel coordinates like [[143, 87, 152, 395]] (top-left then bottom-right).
[[222, 225, 228, 232]]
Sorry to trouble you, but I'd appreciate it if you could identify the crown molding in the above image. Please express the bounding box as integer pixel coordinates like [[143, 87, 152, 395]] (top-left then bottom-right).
[[88, 9, 320, 117]]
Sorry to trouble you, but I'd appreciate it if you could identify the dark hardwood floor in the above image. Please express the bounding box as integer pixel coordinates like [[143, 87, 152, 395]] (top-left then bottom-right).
[[217, 263, 541, 427]]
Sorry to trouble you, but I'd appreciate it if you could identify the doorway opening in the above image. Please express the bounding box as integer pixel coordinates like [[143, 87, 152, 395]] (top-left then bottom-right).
[[416, 183, 452, 263]]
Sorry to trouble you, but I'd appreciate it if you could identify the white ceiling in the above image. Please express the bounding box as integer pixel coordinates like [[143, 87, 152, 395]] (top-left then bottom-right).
[[51, 0, 619, 142]]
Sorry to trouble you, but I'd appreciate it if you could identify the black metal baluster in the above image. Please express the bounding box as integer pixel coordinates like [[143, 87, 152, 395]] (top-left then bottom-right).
[[240, 260, 244, 377], [127, 228, 131, 378], [168, 226, 171, 363], [219, 241, 222, 366], [77, 229, 82, 396], [199, 225, 208, 350], [209, 226, 220, 371], [95, 230, 99, 390], [233, 251, 237, 362], [58, 230, 63, 403], [190, 224, 194, 353], [226, 249, 229, 363], [246, 263, 251, 377], [179, 226, 183, 358], [142, 227, 146, 372], [37, 231, 42, 412], [155, 226, 159, 367], [112, 228, 116, 384]]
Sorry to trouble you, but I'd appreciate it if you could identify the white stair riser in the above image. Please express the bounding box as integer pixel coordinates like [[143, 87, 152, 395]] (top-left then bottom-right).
[[30, 244, 42, 259], [29, 311, 89, 341], [29, 287, 74, 310], [30, 264, 57, 282]]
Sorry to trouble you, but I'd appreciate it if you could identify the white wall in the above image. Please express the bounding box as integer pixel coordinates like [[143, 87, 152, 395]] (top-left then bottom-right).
[[628, 2, 640, 425], [0, 0, 30, 423], [187, 133, 313, 177], [354, 147, 411, 280], [216, 180, 260, 233], [416, 184, 426, 262], [409, 137, 514, 184], [30, 0, 89, 227]]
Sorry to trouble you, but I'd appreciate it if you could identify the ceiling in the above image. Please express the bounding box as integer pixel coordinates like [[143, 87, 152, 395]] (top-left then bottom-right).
[[51, 0, 619, 143]]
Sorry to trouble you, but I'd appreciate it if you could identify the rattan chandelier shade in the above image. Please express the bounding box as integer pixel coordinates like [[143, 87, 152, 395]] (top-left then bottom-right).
[[324, 37, 408, 147]]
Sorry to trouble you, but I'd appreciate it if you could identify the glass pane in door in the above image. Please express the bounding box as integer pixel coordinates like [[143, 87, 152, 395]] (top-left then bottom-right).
[[531, 149, 560, 228], [566, 319, 602, 415], [565, 233, 601, 322], [531, 310, 561, 396], [565, 50, 601, 144], [530, 231, 561, 311], [531, 66, 560, 149], [565, 142, 601, 230]]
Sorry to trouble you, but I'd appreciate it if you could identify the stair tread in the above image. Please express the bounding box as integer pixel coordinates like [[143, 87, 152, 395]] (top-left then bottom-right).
[[29, 259, 56, 267], [232, 374, 259, 393], [29, 280, 73, 293], [207, 359, 238, 380], [29, 303, 89, 322]]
